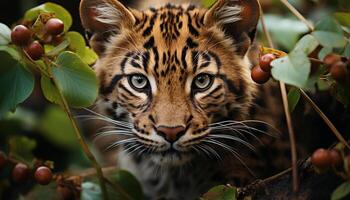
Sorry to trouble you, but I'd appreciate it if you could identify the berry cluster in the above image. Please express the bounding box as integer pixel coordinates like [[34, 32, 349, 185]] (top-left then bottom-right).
[[323, 54, 350, 82], [0, 151, 53, 185], [311, 148, 344, 170], [251, 53, 276, 84], [11, 18, 64, 60]]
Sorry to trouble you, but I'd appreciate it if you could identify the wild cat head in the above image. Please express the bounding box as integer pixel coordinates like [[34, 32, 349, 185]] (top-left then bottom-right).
[[80, 0, 260, 165]]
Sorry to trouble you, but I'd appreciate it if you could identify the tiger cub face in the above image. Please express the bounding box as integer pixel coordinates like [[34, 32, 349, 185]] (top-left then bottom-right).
[[80, 0, 260, 165]]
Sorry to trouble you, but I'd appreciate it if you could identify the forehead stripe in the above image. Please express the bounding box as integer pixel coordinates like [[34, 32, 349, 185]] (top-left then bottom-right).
[[187, 13, 199, 36], [143, 13, 157, 37], [143, 36, 155, 49], [142, 51, 150, 73], [181, 46, 188, 69], [191, 51, 199, 73]]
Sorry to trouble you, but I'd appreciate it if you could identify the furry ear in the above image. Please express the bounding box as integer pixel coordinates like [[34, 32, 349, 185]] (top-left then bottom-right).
[[79, 0, 142, 55], [204, 0, 260, 56]]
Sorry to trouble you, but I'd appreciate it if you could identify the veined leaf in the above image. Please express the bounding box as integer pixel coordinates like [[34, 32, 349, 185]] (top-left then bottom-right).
[[50, 51, 98, 108]]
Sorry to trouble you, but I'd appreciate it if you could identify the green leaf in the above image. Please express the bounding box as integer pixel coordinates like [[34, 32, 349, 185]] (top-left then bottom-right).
[[9, 136, 36, 165], [0, 23, 11, 45], [258, 15, 309, 51], [293, 34, 319, 55], [318, 46, 333, 60], [288, 87, 301, 112], [52, 51, 98, 108], [81, 182, 102, 200], [312, 17, 347, 48], [202, 0, 216, 7], [37, 106, 78, 149], [24, 2, 72, 32], [334, 12, 350, 29], [81, 47, 98, 65], [271, 50, 311, 88], [41, 76, 62, 106], [343, 42, 350, 58], [331, 181, 350, 200], [315, 17, 344, 34], [312, 31, 347, 48], [46, 39, 71, 57], [0, 47, 34, 118], [65, 32, 86, 58], [109, 170, 144, 200], [202, 185, 237, 200]]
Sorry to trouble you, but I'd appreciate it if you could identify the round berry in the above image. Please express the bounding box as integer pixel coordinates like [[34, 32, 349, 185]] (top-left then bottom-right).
[[311, 148, 331, 169], [25, 41, 44, 60], [0, 151, 7, 169], [330, 61, 347, 81], [323, 54, 341, 68], [12, 163, 30, 183], [259, 53, 276, 72], [45, 18, 64, 35], [11, 25, 32, 46], [57, 185, 73, 200], [34, 166, 53, 185], [251, 66, 271, 84], [329, 149, 342, 167]]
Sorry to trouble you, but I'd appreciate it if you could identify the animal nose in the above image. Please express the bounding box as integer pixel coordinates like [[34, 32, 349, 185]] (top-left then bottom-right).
[[157, 126, 186, 143]]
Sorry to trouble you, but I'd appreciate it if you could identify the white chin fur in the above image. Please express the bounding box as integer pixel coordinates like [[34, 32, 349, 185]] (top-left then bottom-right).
[[150, 153, 193, 166]]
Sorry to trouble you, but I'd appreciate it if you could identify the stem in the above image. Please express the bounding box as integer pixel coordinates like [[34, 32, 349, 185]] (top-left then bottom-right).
[[299, 89, 350, 149], [259, 2, 299, 192], [279, 0, 315, 32], [45, 62, 109, 200]]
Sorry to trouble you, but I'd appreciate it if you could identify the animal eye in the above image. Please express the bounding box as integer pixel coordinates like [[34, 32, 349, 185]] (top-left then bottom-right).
[[128, 74, 149, 90], [193, 74, 214, 91]]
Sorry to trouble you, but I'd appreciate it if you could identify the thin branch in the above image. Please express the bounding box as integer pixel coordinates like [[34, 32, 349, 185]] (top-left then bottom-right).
[[299, 89, 350, 149], [42, 58, 109, 200], [259, 2, 299, 192], [280, 0, 315, 32]]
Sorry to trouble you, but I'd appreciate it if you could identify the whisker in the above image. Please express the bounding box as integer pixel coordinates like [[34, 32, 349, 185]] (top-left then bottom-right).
[[204, 138, 256, 177], [208, 134, 256, 152], [105, 138, 137, 151]]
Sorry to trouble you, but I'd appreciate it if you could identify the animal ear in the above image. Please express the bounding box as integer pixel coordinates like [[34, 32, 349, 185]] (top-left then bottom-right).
[[204, 0, 260, 57], [79, 0, 142, 55]]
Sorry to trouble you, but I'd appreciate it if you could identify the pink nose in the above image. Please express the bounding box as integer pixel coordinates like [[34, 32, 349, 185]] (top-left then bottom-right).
[[157, 126, 186, 143]]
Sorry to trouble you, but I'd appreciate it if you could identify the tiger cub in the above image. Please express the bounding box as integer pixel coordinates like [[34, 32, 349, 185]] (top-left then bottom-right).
[[79, 0, 282, 199]]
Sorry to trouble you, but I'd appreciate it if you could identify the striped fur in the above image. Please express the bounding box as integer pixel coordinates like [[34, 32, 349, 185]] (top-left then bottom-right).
[[80, 0, 264, 199]]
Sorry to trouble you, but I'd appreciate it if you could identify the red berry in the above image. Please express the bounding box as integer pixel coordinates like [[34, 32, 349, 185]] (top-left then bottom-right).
[[330, 61, 347, 81], [259, 53, 276, 72], [45, 18, 64, 35], [11, 25, 32, 46], [311, 148, 331, 169], [251, 66, 271, 84], [329, 149, 342, 167], [0, 151, 7, 169], [57, 185, 74, 200], [323, 54, 341, 69], [25, 41, 44, 60], [12, 163, 30, 183], [34, 166, 53, 185]]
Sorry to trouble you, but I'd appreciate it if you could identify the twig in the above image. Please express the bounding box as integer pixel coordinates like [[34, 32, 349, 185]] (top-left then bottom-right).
[[259, 2, 299, 192], [279, 0, 315, 32], [40, 57, 109, 200], [52, 79, 109, 200], [299, 89, 350, 149]]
